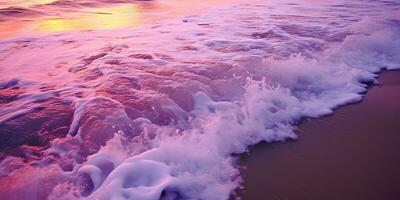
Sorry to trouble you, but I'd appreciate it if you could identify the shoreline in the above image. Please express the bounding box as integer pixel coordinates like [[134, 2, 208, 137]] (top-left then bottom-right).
[[239, 70, 400, 200]]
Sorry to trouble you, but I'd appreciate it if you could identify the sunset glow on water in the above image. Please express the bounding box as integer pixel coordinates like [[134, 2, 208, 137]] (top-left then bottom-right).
[[0, 0, 57, 8], [0, 0, 400, 200], [0, 0, 238, 39]]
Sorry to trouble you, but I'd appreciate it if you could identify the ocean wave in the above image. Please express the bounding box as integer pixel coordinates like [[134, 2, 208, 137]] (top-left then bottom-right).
[[0, 1, 399, 199]]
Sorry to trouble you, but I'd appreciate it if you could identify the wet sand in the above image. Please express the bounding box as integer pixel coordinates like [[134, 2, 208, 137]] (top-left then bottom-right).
[[240, 71, 400, 200]]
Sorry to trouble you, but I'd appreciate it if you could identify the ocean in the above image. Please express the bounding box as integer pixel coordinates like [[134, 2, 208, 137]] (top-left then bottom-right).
[[0, 0, 399, 199]]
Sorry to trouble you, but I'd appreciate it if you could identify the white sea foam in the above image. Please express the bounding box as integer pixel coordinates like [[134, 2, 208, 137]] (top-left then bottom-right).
[[78, 11, 400, 200]]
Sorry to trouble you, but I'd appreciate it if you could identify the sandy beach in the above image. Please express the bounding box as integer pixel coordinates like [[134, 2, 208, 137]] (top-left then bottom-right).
[[240, 71, 400, 200]]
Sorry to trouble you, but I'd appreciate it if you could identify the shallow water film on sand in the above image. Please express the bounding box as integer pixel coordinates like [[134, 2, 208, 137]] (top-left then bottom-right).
[[0, 0, 400, 199]]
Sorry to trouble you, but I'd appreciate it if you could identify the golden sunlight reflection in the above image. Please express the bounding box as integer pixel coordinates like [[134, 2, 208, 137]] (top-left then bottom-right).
[[0, 0, 243, 39], [38, 5, 141, 32]]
